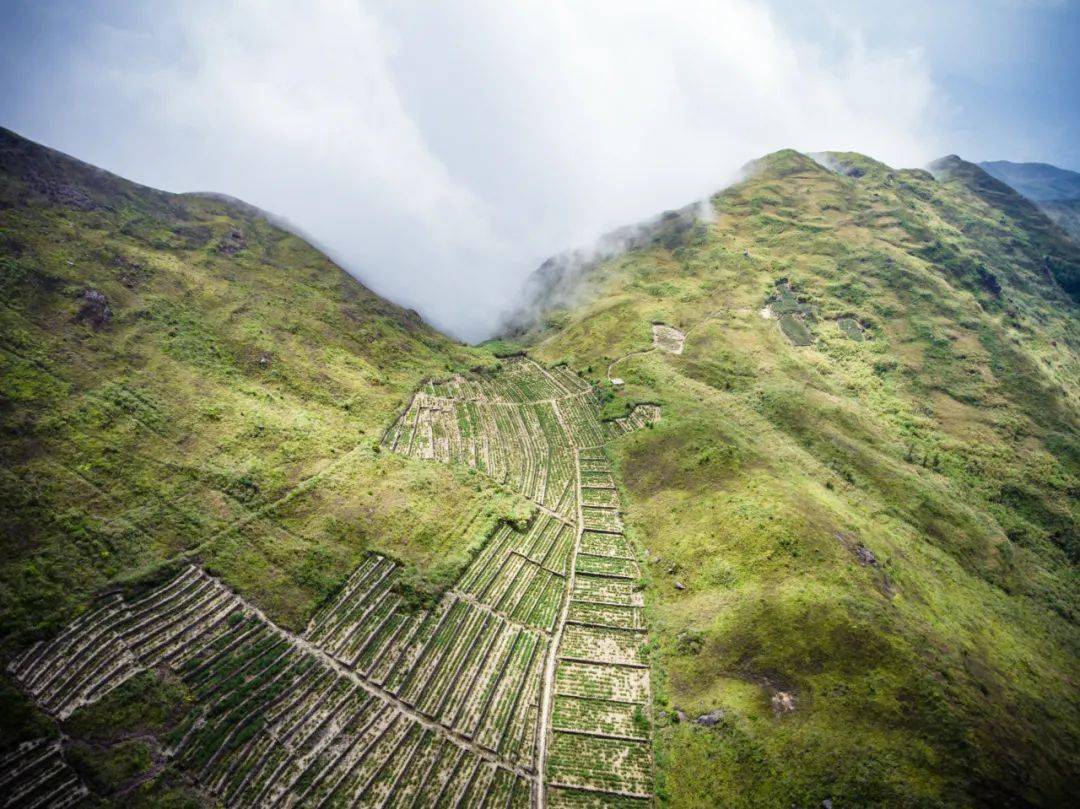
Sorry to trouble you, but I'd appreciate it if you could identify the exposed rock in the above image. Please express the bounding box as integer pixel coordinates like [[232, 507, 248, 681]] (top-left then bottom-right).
[[771, 691, 796, 715], [823, 800, 833, 809], [75, 288, 111, 328], [675, 710, 688, 723], [652, 323, 686, 354], [854, 544, 878, 567], [674, 581, 686, 590], [218, 228, 246, 255], [836, 532, 879, 567], [696, 709, 725, 726], [22, 170, 101, 210]]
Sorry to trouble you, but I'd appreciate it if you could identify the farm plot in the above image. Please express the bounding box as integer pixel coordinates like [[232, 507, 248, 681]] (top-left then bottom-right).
[[604, 404, 661, 440], [571, 574, 643, 607], [5, 560, 539, 807], [6, 357, 660, 808], [0, 738, 87, 809], [548, 785, 650, 808], [580, 486, 619, 509], [7, 565, 244, 719], [543, 448, 654, 803], [384, 357, 646, 522], [302, 550, 553, 771], [581, 507, 625, 535], [546, 732, 652, 797], [554, 660, 650, 704]]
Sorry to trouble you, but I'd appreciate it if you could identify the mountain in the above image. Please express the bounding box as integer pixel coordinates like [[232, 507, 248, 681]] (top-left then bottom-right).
[[508, 149, 1079, 806], [979, 160, 1080, 203], [0, 127, 542, 800], [1, 132, 1078, 808], [980, 159, 1080, 242]]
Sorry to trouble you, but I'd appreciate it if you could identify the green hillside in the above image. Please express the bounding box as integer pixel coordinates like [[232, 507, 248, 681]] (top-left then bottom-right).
[[509, 150, 1079, 806], [0, 126, 523, 655], [2, 128, 1078, 808]]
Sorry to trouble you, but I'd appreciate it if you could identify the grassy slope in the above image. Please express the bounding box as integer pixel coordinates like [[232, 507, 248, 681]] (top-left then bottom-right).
[[0, 127, 517, 661], [515, 150, 1079, 806]]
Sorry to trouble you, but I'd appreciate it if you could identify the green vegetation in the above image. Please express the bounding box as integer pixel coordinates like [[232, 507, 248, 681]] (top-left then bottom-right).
[[2, 127, 1078, 807], [0, 127, 507, 663], [513, 149, 1079, 807]]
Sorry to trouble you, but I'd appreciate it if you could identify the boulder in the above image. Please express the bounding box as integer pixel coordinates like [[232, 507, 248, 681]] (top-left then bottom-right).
[[771, 691, 796, 715], [218, 228, 246, 255], [75, 288, 111, 328], [695, 709, 725, 726]]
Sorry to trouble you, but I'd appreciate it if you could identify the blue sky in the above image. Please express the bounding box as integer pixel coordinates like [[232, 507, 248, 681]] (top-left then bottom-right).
[[1, 1, 1077, 339]]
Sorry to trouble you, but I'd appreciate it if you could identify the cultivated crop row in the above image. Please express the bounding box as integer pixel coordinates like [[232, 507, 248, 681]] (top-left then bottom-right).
[[604, 404, 661, 438], [6, 358, 661, 807], [421, 358, 593, 404], [161, 593, 537, 808], [0, 738, 87, 809], [301, 549, 557, 771], [546, 450, 653, 804], [453, 513, 574, 632], [387, 393, 578, 517], [384, 358, 654, 522], [7, 565, 245, 719]]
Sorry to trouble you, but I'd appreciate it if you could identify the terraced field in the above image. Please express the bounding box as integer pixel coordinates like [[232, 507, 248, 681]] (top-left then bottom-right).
[[384, 357, 657, 520], [3, 357, 657, 807], [387, 358, 657, 806], [0, 739, 87, 809], [545, 451, 652, 806]]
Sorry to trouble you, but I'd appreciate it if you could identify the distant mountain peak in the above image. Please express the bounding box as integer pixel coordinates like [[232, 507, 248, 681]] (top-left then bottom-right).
[[979, 159, 1080, 203]]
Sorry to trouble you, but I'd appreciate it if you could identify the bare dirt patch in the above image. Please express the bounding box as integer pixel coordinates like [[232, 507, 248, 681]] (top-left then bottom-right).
[[652, 323, 685, 354]]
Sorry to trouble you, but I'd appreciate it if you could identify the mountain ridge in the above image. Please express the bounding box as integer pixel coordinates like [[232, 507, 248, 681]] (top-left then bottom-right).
[[0, 132, 1077, 807]]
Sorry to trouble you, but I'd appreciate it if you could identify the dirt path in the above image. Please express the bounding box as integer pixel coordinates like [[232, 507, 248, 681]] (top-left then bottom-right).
[[606, 347, 655, 383]]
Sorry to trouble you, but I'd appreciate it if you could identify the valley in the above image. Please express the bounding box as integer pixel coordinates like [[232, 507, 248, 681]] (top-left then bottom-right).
[[1, 131, 1078, 808]]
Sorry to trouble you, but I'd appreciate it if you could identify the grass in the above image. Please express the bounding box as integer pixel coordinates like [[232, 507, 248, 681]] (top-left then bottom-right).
[[0, 128, 505, 754], [0, 128, 508, 643], [515, 150, 1079, 806]]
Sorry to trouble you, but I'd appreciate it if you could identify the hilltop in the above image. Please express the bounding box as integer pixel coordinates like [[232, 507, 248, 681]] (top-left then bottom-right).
[[509, 148, 1079, 806]]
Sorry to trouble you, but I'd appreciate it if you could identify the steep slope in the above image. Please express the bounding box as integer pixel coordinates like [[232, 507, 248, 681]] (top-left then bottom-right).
[[979, 159, 1080, 242], [929, 156, 1080, 298], [0, 129, 536, 772], [507, 150, 1079, 807]]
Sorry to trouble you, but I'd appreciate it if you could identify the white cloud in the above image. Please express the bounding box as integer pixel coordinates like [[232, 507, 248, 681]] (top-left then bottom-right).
[[17, 0, 943, 340]]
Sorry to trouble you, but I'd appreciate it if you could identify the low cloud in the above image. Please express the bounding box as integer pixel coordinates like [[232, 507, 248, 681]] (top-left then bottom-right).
[[4, 0, 942, 340]]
